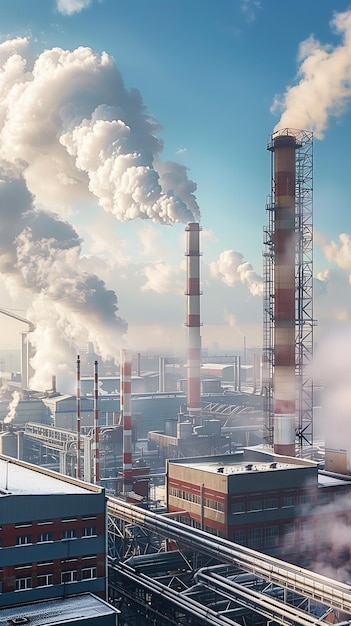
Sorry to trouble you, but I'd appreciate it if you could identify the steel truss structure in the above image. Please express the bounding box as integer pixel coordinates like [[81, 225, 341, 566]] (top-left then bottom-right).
[[263, 129, 314, 453], [107, 496, 351, 626]]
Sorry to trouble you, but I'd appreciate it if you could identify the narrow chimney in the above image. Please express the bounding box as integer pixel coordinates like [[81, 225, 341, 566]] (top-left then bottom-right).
[[76, 355, 81, 479], [185, 222, 202, 425], [93, 360, 100, 483], [269, 132, 298, 456], [120, 348, 132, 494]]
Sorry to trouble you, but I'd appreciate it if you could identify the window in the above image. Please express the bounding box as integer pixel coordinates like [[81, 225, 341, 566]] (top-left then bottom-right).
[[62, 518, 77, 523], [82, 515, 97, 521], [16, 535, 32, 545], [301, 520, 313, 543], [82, 527, 97, 538], [61, 570, 77, 584], [232, 501, 245, 514], [61, 529, 77, 539], [82, 567, 97, 580], [233, 530, 246, 545], [38, 532, 53, 543], [37, 573, 53, 587], [248, 528, 263, 549], [247, 499, 262, 512], [37, 519, 53, 526], [264, 498, 278, 510], [299, 494, 312, 506], [284, 523, 295, 546], [265, 525, 279, 548], [282, 495, 295, 507], [204, 499, 224, 512], [318, 492, 330, 506], [15, 577, 32, 591]]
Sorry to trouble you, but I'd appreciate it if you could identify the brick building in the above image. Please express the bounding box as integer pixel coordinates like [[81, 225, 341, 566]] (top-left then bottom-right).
[[0, 455, 106, 607], [167, 448, 351, 566]]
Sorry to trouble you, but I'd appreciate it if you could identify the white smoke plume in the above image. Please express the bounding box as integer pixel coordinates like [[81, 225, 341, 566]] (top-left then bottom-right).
[[4, 390, 21, 424], [0, 171, 127, 391], [0, 37, 201, 390], [272, 10, 351, 138], [210, 250, 263, 297], [0, 38, 199, 224]]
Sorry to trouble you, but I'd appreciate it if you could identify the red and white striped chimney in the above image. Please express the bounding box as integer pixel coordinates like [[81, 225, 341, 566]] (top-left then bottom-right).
[[270, 131, 298, 456], [120, 348, 132, 494], [185, 222, 202, 424], [76, 355, 81, 479], [93, 360, 100, 483]]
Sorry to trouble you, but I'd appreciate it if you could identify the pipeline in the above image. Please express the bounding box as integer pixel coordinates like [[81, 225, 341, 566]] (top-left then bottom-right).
[[107, 495, 351, 614]]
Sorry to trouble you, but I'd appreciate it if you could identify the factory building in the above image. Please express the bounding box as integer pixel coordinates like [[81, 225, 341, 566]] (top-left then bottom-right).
[[166, 448, 351, 567], [0, 455, 107, 607], [0, 398, 50, 425]]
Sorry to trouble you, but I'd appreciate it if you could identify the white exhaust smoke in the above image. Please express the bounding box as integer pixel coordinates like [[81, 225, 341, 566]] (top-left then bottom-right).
[[0, 38, 201, 390], [272, 10, 351, 138]]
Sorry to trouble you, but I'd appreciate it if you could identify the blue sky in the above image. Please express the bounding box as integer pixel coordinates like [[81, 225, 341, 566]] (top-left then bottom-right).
[[0, 0, 350, 390]]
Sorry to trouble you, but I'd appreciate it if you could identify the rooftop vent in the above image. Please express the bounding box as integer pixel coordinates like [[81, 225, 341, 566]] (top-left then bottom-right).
[[8, 618, 30, 625], [217, 467, 224, 473], [270, 462, 277, 469], [245, 464, 253, 471]]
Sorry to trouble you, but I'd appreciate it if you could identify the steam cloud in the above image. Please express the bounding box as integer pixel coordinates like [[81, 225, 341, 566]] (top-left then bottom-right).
[[272, 10, 351, 138], [4, 390, 21, 424], [210, 250, 263, 297], [0, 38, 200, 390], [0, 39, 199, 224], [0, 172, 127, 390]]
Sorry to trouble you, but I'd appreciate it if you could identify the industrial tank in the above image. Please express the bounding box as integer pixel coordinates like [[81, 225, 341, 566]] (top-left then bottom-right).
[[177, 421, 192, 439]]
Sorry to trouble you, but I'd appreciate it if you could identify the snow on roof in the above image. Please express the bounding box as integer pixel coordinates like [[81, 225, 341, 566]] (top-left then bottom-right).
[[174, 457, 309, 475], [0, 456, 101, 496], [0, 593, 119, 625]]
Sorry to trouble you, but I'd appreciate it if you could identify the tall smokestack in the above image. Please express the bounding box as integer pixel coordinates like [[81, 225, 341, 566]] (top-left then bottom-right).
[[159, 356, 165, 393], [76, 355, 81, 480], [269, 131, 298, 456], [120, 348, 132, 495], [185, 222, 202, 424], [93, 360, 100, 483]]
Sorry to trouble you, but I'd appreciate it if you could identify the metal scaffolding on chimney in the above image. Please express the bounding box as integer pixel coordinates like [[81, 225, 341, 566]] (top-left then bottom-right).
[[263, 129, 314, 455]]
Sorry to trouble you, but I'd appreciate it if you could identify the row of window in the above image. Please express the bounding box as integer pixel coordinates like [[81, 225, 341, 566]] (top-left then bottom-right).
[[231, 494, 314, 514], [168, 488, 225, 512], [15, 567, 97, 591], [169, 488, 321, 514], [233, 520, 322, 550], [16, 527, 97, 545]]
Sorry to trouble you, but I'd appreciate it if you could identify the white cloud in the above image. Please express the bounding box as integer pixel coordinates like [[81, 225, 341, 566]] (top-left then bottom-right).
[[240, 0, 262, 24], [322, 232, 351, 269], [137, 224, 169, 259], [210, 250, 263, 297], [141, 261, 184, 295], [56, 0, 92, 16]]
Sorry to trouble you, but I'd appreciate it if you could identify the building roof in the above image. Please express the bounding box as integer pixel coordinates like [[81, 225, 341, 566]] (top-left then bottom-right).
[[0, 593, 119, 625], [168, 449, 318, 475], [176, 458, 307, 475], [0, 455, 103, 496]]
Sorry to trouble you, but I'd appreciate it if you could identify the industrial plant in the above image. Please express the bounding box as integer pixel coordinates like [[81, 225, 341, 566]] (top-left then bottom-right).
[[1, 129, 351, 626]]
